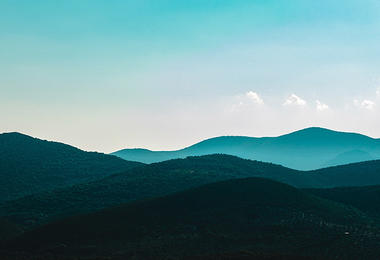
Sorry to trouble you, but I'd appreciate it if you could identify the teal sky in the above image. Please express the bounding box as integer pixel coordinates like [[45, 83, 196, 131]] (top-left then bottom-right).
[[1, 0, 380, 152]]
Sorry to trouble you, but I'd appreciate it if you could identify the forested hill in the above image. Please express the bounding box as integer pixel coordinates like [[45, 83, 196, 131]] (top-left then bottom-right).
[[3, 178, 379, 260], [3, 154, 380, 229], [306, 185, 380, 216], [0, 154, 306, 227], [112, 127, 380, 170], [0, 132, 144, 202], [308, 159, 380, 188]]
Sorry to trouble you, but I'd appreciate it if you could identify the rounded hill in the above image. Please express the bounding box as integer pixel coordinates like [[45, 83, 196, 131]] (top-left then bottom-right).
[[0, 132, 144, 202]]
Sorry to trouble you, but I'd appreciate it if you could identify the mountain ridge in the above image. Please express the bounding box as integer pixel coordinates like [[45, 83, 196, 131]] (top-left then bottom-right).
[[112, 127, 380, 169], [3, 154, 380, 229], [0, 132, 145, 202], [306, 184, 380, 216], [2, 177, 379, 259]]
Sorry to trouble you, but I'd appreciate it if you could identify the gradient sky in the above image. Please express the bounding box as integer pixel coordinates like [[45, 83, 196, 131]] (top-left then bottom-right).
[[1, 0, 380, 152]]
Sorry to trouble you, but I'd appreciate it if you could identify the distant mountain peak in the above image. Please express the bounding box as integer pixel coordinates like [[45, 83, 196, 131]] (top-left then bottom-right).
[[281, 127, 342, 137], [112, 127, 380, 170], [286, 127, 373, 138], [277, 127, 375, 145]]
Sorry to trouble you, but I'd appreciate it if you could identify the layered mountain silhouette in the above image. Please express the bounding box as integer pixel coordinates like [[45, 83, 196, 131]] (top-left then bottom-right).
[[2, 130, 380, 259], [0, 154, 305, 227], [112, 127, 380, 170], [2, 178, 379, 259], [0, 132, 144, 202], [3, 154, 380, 229]]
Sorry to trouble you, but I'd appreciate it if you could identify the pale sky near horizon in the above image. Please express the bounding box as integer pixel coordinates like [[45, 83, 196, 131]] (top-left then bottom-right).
[[1, 0, 380, 153]]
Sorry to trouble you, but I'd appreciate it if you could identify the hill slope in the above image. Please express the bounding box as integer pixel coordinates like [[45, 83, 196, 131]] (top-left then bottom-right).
[[306, 185, 380, 216], [307, 159, 380, 188], [2, 178, 379, 259], [0, 132, 144, 202], [112, 127, 380, 170], [0, 154, 308, 227], [3, 154, 380, 229]]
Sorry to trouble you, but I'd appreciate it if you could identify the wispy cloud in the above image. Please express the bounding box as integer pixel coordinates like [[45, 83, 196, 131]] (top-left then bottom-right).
[[283, 94, 306, 106], [316, 100, 329, 111]]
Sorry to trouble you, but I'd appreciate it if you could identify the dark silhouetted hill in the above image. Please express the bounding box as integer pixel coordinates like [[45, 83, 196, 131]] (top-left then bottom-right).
[[2, 178, 379, 259], [308, 159, 380, 188], [0, 154, 308, 227], [0, 132, 144, 202], [3, 154, 380, 229], [306, 185, 380, 216], [112, 127, 380, 170]]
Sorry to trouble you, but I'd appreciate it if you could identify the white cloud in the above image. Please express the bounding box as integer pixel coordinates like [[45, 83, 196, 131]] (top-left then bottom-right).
[[362, 100, 375, 109], [283, 94, 306, 106], [245, 91, 264, 105], [354, 99, 375, 109], [316, 100, 329, 111]]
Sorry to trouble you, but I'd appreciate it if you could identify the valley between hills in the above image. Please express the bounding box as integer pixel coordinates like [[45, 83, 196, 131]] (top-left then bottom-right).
[[1, 127, 380, 259]]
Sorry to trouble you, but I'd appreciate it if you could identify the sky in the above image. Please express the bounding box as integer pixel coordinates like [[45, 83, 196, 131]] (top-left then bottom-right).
[[1, 0, 380, 153]]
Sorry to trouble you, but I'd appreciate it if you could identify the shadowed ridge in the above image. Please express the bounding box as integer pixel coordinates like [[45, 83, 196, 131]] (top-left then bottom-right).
[[310, 159, 380, 187], [2, 178, 377, 259], [306, 184, 380, 215], [0, 154, 307, 228], [4, 154, 380, 230]]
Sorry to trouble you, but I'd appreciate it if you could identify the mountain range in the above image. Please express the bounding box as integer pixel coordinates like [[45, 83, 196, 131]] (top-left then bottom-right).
[[112, 127, 380, 170], [3, 154, 380, 230], [2, 129, 380, 259], [0, 132, 144, 202], [2, 178, 379, 260]]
